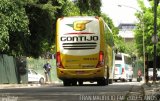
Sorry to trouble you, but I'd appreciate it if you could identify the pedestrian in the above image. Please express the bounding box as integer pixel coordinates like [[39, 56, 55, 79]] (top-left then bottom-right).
[[43, 61, 52, 83], [137, 69, 142, 82]]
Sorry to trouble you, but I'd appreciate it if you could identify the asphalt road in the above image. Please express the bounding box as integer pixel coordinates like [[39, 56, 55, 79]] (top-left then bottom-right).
[[0, 81, 144, 101]]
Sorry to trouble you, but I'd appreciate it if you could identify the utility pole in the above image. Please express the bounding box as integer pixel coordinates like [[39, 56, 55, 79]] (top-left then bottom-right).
[[152, 0, 158, 83]]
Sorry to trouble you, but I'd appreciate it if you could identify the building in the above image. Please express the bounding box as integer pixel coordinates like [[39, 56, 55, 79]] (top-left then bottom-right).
[[118, 23, 136, 42]]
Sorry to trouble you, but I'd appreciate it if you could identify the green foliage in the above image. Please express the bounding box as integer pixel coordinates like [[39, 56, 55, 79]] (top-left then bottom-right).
[[24, 0, 83, 58], [135, 0, 160, 59], [61, 1, 80, 16], [101, 13, 131, 53], [76, 0, 101, 16], [124, 41, 136, 55], [0, 0, 114, 58], [0, 0, 30, 55], [0, 14, 9, 51], [25, 4, 54, 58]]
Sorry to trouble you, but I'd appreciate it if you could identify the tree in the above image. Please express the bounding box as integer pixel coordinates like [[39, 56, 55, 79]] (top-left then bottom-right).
[[0, 0, 74, 57], [60, 0, 80, 16], [0, 0, 30, 55], [25, 0, 81, 58], [134, 0, 160, 59], [76, 0, 102, 16], [0, 0, 116, 59], [101, 13, 131, 54]]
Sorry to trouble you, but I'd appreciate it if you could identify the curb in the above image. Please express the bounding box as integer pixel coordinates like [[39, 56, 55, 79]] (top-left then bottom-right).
[[0, 81, 63, 89], [0, 84, 41, 89]]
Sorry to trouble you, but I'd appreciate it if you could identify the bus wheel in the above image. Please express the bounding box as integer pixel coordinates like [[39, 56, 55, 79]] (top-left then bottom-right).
[[129, 79, 132, 82], [106, 79, 109, 85], [78, 81, 83, 86], [106, 66, 109, 85], [97, 78, 106, 86], [120, 79, 124, 82], [72, 81, 77, 86], [63, 80, 70, 86]]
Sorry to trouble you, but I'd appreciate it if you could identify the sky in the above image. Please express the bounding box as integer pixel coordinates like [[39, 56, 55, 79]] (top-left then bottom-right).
[[101, 0, 150, 26]]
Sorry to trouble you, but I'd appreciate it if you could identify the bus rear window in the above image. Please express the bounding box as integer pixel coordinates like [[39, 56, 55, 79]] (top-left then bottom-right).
[[115, 54, 122, 60]]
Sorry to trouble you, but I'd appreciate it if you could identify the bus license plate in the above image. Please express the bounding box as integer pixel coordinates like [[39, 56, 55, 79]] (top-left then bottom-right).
[[76, 71, 84, 74]]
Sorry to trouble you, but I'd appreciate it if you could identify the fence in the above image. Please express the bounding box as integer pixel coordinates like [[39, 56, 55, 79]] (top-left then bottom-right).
[[133, 59, 144, 77], [0, 54, 59, 84], [0, 54, 28, 84], [0, 54, 18, 84]]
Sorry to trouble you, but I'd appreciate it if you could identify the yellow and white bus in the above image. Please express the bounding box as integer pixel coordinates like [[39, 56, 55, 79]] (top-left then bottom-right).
[[55, 16, 115, 86]]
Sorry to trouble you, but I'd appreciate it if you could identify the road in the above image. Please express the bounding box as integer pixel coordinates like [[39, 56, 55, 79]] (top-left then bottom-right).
[[0, 81, 144, 101]]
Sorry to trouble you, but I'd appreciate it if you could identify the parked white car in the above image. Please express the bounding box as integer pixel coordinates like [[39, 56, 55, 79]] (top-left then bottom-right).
[[148, 68, 160, 80], [28, 69, 45, 84]]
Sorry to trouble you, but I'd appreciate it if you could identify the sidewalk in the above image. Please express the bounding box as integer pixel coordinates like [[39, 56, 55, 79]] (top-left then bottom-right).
[[0, 81, 62, 89], [0, 83, 44, 89], [142, 81, 160, 101]]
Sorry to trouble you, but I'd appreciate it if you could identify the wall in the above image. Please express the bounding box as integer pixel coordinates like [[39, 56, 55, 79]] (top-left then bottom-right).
[[0, 54, 28, 84]]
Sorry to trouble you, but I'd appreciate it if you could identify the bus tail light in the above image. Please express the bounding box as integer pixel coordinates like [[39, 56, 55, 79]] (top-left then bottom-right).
[[96, 51, 104, 68], [56, 52, 64, 68]]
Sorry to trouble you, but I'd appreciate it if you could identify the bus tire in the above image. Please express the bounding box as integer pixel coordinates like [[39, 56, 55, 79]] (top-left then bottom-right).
[[63, 80, 70, 86], [97, 78, 106, 86], [129, 79, 132, 82], [106, 66, 109, 85], [105, 78, 109, 85], [121, 79, 125, 82], [78, 81, 83, 86], [71, 81, 77, 86]]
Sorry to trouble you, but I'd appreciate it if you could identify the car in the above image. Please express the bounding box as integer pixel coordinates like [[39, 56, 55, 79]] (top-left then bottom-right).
[[148, 68, 160, 80], [28, 69, 45, 84]]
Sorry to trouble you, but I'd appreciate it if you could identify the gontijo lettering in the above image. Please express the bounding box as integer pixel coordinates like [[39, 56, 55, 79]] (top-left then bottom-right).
[[61, 36, 98, 41]]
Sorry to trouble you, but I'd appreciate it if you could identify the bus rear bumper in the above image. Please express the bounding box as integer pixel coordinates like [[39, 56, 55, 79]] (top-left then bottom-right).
[[57, 68, 105, 81]]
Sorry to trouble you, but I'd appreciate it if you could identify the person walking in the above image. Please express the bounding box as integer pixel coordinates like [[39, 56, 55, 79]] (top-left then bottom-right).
[[137, 69, 142, 82], [43, 61, 52, 83]]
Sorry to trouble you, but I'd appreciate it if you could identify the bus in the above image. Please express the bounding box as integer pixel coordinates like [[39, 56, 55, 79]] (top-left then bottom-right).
[[55, 16, 115, 86], [114, 53, 133, 82]]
